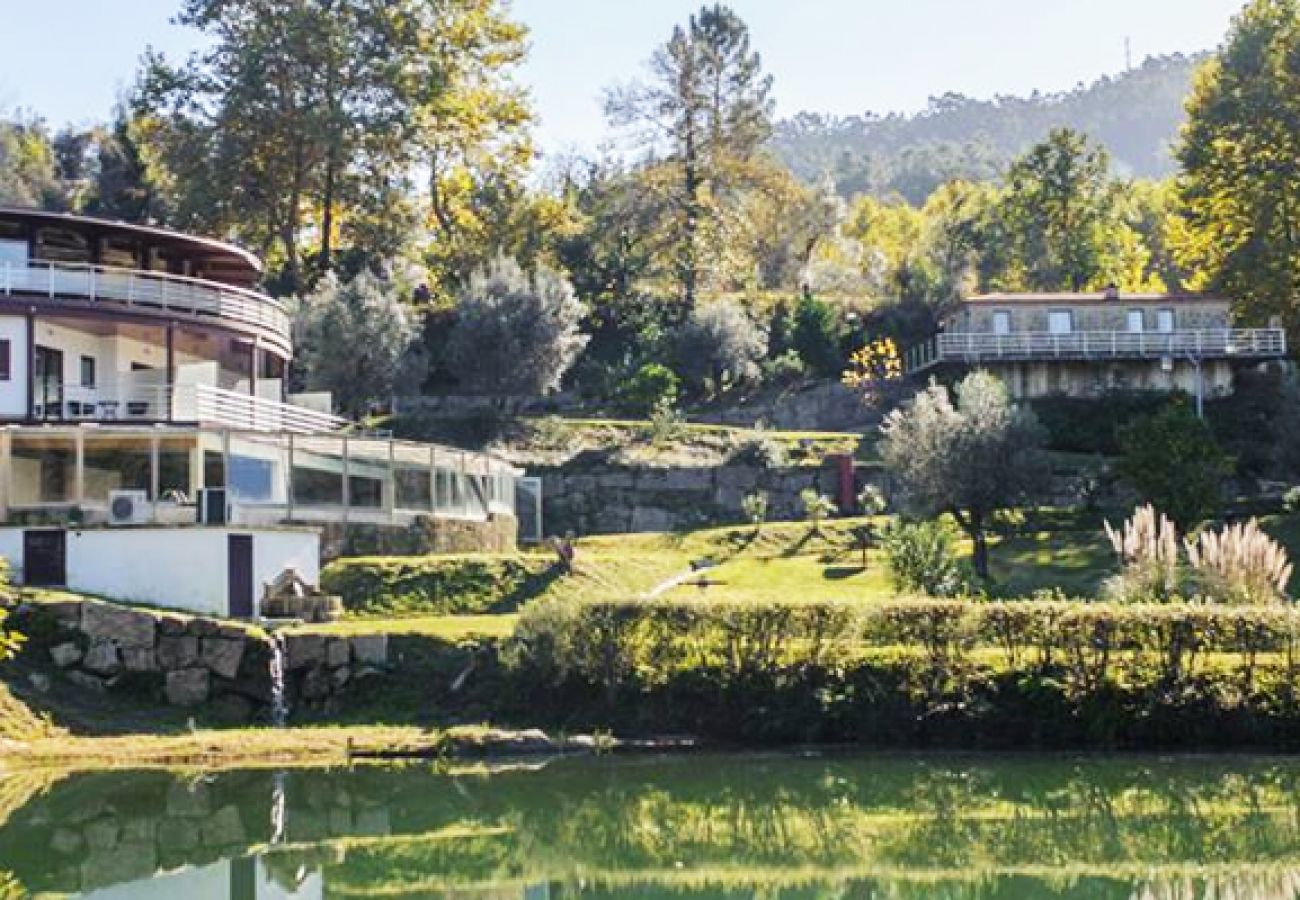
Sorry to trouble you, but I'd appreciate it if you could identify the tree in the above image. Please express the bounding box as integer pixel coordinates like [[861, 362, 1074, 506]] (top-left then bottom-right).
[[673, 299, 766, 392], [997, 128, 1128, 292], [445, 255, 588, 395], [295, 271, 417, 417], [606, 3, 774, 307], [880, 371, 1048, 579], [0, 117, 66, 209], [1178, 0, 1300, 334], [1117, 400, 1228, 530], [792, 290, 844, 378]]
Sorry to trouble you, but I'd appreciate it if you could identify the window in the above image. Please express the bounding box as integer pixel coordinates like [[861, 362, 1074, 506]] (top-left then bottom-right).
[[80, 355, 96, 388], [1048, 310, 1074, 335], [992, 310, 1011, 335], [0, 238, 27, 270], [1157, 309, 1175, 333], [0, 340, 10, 382], [1126, 309, 1144, 333]]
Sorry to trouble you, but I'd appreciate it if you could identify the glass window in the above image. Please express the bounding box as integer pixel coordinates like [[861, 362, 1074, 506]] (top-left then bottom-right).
[[11, 434, 76, 505], [346, 440, 388, 510], [992, 310, 1011, 335], [0, 238, 27, 269], [1048, 310, 1073, 335], [0, 340, 10, 381], [290, 436, 344, 507], [1157, 309, 1175, 333], [80, 355, 96, 388], [1126, 310, 1144, 333], [83, 434, 152, 503], [158, 436, 195, 500]]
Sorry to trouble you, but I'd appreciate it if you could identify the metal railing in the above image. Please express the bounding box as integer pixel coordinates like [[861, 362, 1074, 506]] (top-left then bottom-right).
[[0, 260, 290, 348], [907, 328, 1287, 373], [177, 384, 348, 433]]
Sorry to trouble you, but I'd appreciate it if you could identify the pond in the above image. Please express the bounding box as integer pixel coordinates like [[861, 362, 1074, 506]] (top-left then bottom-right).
[[3, 751, 1300, 898]]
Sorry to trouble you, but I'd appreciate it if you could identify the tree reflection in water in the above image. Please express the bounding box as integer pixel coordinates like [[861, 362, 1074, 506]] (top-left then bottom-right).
[[3, 754, 1300, 898]]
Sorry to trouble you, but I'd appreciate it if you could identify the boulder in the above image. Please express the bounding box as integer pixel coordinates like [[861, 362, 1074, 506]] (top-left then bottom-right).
[[42, 599, 84, 629], [325, 638, 350, 668], [199, 638, 245, 680], [186, 618, 219, 638], [82, 640, 121, 676], [284, 633, 326, 670], [66, 670, 108, 694], [165, 668, 210, 706], [49, 641, 83, 669], [156, 636, 199, 671], [121, 648, 158, 673], [81, 603, 155, 650], [157, 614, 189, 637], [300, 665, 332, 701], [350, 635, 388, 667]]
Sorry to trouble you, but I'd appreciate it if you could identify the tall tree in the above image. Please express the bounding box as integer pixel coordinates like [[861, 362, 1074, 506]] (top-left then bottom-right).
[[0, 117, 67, 209], [1178, 0, 1300, 332], [606, 3, 774, 308]]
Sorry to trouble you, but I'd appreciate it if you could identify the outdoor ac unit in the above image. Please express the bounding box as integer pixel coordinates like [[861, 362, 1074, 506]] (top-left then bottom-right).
[[107, 490, 150, 526]]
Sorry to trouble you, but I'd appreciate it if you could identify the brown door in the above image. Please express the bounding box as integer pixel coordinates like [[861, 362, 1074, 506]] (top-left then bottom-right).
[[23, 529, 66, 586], [227, 534, 254, 618]]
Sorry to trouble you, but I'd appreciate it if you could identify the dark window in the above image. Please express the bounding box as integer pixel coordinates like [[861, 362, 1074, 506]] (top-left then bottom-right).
[[80, 355, 96, 388], [131, 362, 153, 372], [0, 340, 10, 381]]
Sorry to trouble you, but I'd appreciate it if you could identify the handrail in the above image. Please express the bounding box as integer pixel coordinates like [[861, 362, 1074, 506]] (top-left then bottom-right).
[[177, 383, 348, 434], [908, 328, 1287, 372], [0, 260, 290, 348]]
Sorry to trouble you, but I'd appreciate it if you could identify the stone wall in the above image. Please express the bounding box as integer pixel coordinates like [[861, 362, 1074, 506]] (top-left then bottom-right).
[[949, 299, 1232, 333], [12, 596, 390, 719], [314, 513, 517, 560], [538, 460, 883, 535]]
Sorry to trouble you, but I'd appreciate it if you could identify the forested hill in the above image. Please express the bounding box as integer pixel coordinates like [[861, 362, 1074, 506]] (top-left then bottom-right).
[[772, 53, 1205, 203]]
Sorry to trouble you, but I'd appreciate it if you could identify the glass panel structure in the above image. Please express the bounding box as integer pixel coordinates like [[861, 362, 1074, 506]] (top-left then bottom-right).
[[82, 434, 152, 502], [11, 433, 77, 505]]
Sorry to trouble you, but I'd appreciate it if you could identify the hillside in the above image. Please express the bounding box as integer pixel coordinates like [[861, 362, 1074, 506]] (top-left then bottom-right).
[[772, 53, 1204, 203]]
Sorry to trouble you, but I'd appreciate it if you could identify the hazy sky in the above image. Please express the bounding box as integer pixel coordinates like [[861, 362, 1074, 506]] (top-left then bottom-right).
[[0, 0, 1246, 156]]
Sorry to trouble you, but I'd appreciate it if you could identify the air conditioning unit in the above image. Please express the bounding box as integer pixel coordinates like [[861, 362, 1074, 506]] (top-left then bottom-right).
[[107, 490, 150, 525]]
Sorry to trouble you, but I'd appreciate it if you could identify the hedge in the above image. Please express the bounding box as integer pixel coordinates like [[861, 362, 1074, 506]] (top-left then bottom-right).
[[501, 597, 1300, 747], [321, 555, 558, 618]]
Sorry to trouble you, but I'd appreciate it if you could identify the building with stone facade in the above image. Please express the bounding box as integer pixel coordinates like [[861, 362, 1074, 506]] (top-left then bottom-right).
[[905, 290, 1287, 400], [0, 207, 521, 616]]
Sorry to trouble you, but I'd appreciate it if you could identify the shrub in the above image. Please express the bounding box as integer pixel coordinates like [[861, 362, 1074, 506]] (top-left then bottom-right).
[[879, 519, 968, 597], [792, 292, 844, 378], [674, 300, 766, 392], [1285, 486, 1300, 514], [646, 398, 687, 445], [617, 362, 680, 416], [1102, 504, 1182, 603], [800, 489, 837, 531], [1117, 400, 1228, 530], [742, 491, 770, 527], [761, 349, 806, 385], [1184, 519, 1293, 605], [857, 484, 887, 516]]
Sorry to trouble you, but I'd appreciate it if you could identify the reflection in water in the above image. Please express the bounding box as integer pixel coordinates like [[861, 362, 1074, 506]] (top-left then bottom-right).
[[3, 753, 1300, 898]]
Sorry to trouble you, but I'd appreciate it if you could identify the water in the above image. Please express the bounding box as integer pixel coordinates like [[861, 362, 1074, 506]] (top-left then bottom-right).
[[5, 752, 1300, 898], [267, 634, 288, 727]]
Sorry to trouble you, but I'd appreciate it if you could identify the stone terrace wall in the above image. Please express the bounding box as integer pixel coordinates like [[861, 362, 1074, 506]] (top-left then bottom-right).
[[12, 596, 390, 719], [315, 513, 518, 561]]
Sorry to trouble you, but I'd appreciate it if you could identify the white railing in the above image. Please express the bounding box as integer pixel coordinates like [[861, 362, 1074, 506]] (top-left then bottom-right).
[[176, 383, 348, 433], [908, 328, 1287, 372], [32, 380, 173, 422], [0, 260, 290, 348]]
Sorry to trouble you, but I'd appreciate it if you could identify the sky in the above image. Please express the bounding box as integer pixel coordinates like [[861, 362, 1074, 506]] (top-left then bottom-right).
[[0, 0, 1247, 157]]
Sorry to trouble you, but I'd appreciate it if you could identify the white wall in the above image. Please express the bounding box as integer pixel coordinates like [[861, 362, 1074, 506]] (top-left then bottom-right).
[[0, 315, 27, 416], [0, 526, 320, 618]]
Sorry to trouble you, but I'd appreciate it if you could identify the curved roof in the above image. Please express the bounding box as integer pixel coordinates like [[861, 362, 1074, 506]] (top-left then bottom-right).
[[0, 206, 263, 286]]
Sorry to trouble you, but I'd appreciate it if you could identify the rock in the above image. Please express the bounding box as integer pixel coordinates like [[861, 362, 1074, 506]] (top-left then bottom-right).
[[200, 638, 245, 680], [121, 648, 157, 673], [213, 621, 249, 641], [49, 641, 83, 668], [629, 506, 676, 533], [81, 602, 155, 650], [165, 781, 211, 818], [210, 693, 254, 722], [82, 640, 121, 676], [300, 665, 332, 701], [27, 671, 50, 692], [165, 668, 210, 706], [186, 617, 218, 638], [42, 599, 83, 628], [350, 635, 388, 667], [156, 636, 199, 670], [66, 670, 108, 694], [284, 633, 326, 670], [157, 614, 189, 637], [330, 665, 350, 689], [325, 638, 350, 668]]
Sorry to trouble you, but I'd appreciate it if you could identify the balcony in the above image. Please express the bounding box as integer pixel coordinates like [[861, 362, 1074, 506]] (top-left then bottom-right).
[[34, 378, 347, 433], [906, 328, 1288, 373], [0, 260, 291, 353]]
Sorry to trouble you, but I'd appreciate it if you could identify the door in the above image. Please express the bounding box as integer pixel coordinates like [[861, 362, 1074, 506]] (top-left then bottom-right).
[[23, 529, 66, 587], [992, 310, 1011, 336], [1156, 308, 1175, 333], [227, 534, 254, 618], [1048, 310, 1074, 335], [33, 346, 63, 419], [1126, 309, 1145, 333]]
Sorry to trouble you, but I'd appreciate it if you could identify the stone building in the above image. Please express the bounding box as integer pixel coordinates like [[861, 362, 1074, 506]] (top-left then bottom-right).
[[905, 290, 1287, 400]]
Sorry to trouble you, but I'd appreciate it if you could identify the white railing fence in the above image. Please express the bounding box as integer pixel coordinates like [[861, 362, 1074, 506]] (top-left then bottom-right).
[[0, 260, 290, 347], [176, 384, 348, 433]]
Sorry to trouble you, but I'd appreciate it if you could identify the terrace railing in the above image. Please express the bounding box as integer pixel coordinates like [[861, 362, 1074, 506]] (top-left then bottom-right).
[[0, 260, 290, 349], [176, 384, 348, 434], [907, 328, 1287, 373]]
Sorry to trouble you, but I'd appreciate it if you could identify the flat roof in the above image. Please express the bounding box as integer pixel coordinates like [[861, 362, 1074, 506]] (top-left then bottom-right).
[[0, 206, 262, 284], [963, 292, 1229, 306]]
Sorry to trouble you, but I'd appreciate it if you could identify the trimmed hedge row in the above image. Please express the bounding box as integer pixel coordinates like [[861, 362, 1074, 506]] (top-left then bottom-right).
[[321, 555, 557, 618]]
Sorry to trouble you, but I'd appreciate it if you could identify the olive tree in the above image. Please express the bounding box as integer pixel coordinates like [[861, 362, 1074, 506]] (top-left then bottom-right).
[[446, 255, 588, 396], [295, 271, 418, 418], [674, 299, 766, 392], [880, 371, 1048, 580]]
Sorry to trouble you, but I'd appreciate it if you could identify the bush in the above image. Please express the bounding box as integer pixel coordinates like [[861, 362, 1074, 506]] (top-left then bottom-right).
[[800, 489, 836, 531], [1031, 392, 1170, 454], [674, 300, 766, 392], [617, 362, 680, 416], [879, 519, 969, 597], [742, 491, 770, 526], [1102, 504, 1182, 603], [1284, 486, 1300, 514], [760, 349, 807, 385], [1184, 519, 1293, 605], [792, 292, 844, 378], [1117, 400, 1228, 529]]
